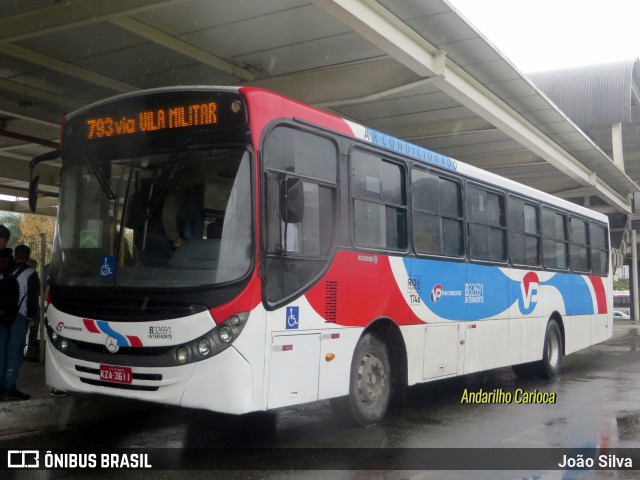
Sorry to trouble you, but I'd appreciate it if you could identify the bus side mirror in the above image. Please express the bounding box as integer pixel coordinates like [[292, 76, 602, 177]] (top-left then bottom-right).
[[28, 175, 40, 213], [29, 149, 60, 213], [280, 177, 304, 224]]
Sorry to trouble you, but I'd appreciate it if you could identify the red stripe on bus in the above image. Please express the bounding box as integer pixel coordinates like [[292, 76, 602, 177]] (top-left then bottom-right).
[[305, 251, 417, 327], [209, 270, 261, 324], [127, 336, 143, 347], [588, 276, 608, 314], [83, 318, 100, 333]]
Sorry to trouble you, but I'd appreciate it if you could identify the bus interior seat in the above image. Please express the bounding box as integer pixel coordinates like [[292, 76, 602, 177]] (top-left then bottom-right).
[[168, 239, 221, 269]]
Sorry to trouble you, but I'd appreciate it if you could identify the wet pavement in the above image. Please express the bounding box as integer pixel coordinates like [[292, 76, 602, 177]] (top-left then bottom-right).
[[1, 319, 639, 479]]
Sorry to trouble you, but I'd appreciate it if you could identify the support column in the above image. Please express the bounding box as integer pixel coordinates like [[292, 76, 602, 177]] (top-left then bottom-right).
[[39, 232, 46, 362], [612, 122, 625, 171], [632, 230, 639, 322]]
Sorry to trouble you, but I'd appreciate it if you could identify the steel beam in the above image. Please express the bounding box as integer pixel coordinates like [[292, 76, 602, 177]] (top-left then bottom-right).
[[0, 155, 60, 188], [111, 17, 259, 82], [248, 58, 420, 108], [0, 78, 83, 113], [311, 0, 632, 213], [0, 44, 138, 94], [0, 0, 190, 44]]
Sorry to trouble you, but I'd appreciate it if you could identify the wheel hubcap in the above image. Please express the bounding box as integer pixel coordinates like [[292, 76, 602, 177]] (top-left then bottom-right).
[[357, 353, 387, 405]]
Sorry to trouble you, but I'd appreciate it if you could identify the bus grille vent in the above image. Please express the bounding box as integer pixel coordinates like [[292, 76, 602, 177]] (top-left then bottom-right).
[[325, 280, 338, 322], [79, 378, 159, 391]]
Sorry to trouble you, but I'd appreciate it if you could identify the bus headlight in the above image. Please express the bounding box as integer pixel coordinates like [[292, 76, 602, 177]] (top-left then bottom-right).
[[197, 338, 211, 356], [46, 324, 70, 355], [218, 325, 233, 344], [176, 347, 189, 364], [172, 312, 249, 366]]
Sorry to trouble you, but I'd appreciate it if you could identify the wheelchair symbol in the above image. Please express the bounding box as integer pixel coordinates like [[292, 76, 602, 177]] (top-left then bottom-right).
[[100, 258, 112, 276], [286, 307, 299, 329], [99, 256, 115, 278]]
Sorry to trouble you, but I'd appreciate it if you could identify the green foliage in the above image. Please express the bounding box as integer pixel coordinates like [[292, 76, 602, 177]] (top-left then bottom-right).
[[614, 279, 630, 291], [0, 212, 55, 264]]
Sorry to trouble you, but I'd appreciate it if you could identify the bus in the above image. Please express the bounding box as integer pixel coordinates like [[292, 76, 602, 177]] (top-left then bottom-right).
[[29, 87, 612, 426], [613, 290, 630, 315]]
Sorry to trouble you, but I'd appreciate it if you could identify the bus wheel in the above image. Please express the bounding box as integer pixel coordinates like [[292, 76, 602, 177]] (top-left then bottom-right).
[[534, 319, 562, 379], [331, 333, 391, 426]]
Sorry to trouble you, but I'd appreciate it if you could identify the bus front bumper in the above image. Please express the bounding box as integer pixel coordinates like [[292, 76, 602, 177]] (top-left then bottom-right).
[[45, 342, 255, 415]]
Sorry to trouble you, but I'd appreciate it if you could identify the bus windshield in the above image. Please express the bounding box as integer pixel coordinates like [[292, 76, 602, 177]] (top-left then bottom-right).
[[51, 147, 252, 289]]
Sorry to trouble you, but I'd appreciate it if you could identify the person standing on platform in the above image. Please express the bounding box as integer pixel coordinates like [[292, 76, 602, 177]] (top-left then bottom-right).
[[0, 244, 40, 401]]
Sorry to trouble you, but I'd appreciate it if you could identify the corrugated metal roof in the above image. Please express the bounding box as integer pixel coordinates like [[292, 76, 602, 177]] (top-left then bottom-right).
[[528, 59, 640, 127]]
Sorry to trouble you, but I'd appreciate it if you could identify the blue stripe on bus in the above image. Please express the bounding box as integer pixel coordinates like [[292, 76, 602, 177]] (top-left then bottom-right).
[[543, 274, 594, 316], [363, 127, 458, 171], [96, 320, 130, 347], [403, 258, 595, 320]]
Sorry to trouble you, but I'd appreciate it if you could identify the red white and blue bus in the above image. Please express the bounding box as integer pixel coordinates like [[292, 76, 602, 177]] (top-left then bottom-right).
[[29, 87, 612, 425]]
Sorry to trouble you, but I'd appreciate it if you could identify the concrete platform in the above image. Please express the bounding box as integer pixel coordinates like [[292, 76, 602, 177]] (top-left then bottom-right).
[[0, 361, 152, 439]]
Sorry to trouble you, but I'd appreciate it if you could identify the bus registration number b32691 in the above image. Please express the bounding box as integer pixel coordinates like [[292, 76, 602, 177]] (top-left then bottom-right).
[[99, 365, 133, 384]]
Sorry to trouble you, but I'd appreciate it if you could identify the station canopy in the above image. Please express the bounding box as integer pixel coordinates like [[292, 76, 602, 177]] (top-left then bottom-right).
[[0, 0, 638, 223]]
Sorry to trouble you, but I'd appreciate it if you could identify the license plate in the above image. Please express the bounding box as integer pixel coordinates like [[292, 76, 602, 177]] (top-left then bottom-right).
[[99, 365, 133, 384]]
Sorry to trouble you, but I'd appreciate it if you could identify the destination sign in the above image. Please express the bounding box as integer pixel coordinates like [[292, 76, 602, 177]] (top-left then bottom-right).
[[85, 101, 219, 139], [62, 91, 248, 156]]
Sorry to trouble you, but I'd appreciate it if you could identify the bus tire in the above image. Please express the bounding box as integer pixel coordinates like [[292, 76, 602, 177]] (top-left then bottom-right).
[[533, 319, 562, 379], [331, 332, 391, 426]]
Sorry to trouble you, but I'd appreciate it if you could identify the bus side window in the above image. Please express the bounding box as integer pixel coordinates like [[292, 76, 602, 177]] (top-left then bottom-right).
[[590, 223, 609, 275], [412, 169, 463, 257], [351, 150, 407, 250], [263, 126, 338, 306], [570, 217, 590, 273], [466, 185, 506, 262], [508, 197, 540, 266], [542, 208, 569, 270]]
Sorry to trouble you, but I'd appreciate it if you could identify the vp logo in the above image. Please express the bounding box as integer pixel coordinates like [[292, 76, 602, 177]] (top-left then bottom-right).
[[430, 284, 443, 303], [519, 272, 540, 315]]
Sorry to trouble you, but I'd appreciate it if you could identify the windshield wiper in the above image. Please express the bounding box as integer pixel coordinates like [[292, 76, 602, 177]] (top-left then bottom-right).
[[140, 141, 190, 251], [156, 139, 190, 190], [85, 155, 115, 200]]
